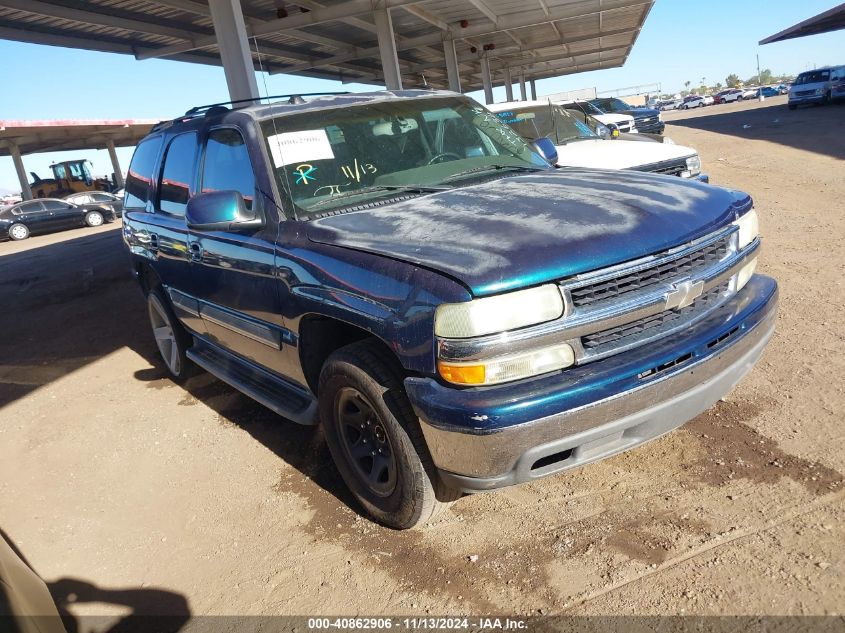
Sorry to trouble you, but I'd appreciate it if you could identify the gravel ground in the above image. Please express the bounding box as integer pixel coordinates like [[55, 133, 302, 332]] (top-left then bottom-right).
[[0, 95, 842, 626]]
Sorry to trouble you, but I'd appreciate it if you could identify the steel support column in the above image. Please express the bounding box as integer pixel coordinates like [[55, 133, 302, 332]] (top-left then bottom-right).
[[530, 79, 537, 100], [443, 37, 461, 93], [519, 73, 527, 101], [7, 142, 32, 201], [106, 139, 124, 188], [504, 67, 514, 102], [480, 55, 494, 105], [208, 0, 260, 102], [373, 7, 403, 90]]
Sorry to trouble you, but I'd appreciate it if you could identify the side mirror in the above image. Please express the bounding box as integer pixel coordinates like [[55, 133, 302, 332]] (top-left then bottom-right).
[[530, 137, 558, 165], [186, 190, 263, 232]]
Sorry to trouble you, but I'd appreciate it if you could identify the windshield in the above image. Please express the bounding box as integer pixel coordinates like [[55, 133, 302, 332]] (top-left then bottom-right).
[[575, 101, 604, 116], [261, 96, 547, 216], [794, 70, 830, 85], [494, 104, 595, 145], [595, 98, 632, 112]]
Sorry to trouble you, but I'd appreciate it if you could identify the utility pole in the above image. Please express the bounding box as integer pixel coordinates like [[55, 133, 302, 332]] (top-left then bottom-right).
[[757, 53, 764, 101]]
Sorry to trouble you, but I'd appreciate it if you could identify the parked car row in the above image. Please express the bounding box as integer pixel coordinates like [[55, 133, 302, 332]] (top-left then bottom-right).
[[116, 89, 775, 528]]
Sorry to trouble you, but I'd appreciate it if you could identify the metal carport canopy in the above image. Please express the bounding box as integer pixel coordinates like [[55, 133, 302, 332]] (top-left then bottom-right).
[[760, 2, 845, 44], [0, 0, 654, 94], [0, 119, 159, 197]]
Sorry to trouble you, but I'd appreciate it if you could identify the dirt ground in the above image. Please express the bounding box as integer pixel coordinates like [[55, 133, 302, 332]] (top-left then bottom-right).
[[1, 95, 843, 626]]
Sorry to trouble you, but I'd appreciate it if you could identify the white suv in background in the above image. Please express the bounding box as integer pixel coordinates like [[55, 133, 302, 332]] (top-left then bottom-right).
[[488, 101, 708, 182], [789, 65, 845, 109], [557, 99, 637, 134]]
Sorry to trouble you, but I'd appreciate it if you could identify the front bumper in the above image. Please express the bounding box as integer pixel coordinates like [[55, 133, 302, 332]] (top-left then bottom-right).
[[789, 94, 825, 105], [407, 275, 777, 492], [635, 120, 664, 134]]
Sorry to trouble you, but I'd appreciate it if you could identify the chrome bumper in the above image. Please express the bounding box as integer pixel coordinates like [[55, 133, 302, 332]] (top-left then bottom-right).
[[412, 276, 777, 492]]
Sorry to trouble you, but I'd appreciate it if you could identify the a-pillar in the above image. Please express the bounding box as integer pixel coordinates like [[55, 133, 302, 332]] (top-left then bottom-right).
[[7, 142, 32, 201], [208, 0, 260, 102], [504, 67, 514, 102], [480, 55, 494, 105], [106, 139, 124, 189], [373, 7, 403, 90], [443, 37, 461, 93]]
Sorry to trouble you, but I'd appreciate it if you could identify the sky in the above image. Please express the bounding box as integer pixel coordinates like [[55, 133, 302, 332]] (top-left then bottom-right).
[[2, 0, 844, 193]]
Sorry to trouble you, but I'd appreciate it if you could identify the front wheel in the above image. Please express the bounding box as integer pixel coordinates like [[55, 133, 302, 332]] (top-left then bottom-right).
[[85, 211, 104, 227], [318, 339, 460, 529], [8, 223, 29, 241]]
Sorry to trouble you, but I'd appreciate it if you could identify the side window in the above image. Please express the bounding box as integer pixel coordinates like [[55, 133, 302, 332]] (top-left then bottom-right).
[[42, 200, 71, 211], [201, 128, 256, 210], [91, 193, 113, 202], [158, 132, 198, 216], [16, 201, 44, 214], [125, 136, 163, 211]]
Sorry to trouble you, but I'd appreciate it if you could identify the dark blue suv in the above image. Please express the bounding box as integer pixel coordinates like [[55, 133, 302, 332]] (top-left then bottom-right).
[[123, 91, 777, 529]]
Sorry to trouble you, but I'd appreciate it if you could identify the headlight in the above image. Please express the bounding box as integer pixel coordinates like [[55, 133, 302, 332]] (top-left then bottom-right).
[[735, 257, 757, 292], [435, 284, 564, 339], [733, 208, 759, 250], [438, 343, 575, 386], [815, 88, 824, 95], [685, 155, 701, 176]]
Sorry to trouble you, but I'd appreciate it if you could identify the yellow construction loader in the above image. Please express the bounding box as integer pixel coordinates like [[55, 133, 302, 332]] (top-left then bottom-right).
[[30, 159, 112, 198]]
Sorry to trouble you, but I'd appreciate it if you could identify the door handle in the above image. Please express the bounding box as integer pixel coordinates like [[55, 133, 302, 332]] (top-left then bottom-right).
[[188, 241, 203, 262], [149, 233, 159, 251]]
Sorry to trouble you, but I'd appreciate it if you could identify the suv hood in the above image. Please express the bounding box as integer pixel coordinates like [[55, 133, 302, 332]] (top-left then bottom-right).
[[305, 170, 750, 297], [555, 139, 694, 170], [628, 107, 661, 119]]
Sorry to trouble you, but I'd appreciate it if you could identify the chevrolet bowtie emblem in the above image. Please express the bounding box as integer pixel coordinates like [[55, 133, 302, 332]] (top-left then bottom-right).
[[664, 279, 704, 310]]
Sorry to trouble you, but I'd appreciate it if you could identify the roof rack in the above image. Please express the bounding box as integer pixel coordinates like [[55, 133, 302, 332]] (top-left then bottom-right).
[[183, 92, 350, 117]]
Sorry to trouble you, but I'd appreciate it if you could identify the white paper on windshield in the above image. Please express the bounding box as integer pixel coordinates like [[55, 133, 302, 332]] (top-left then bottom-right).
[[268, 129, 334, 167]]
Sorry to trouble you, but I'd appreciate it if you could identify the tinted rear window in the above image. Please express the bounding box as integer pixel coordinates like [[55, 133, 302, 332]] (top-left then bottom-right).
[[125, 136, 163, 211], [158, 133, 198, 216]]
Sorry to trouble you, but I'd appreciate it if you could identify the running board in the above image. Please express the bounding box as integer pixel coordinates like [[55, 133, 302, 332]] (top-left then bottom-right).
[[187, 340, 318, 426]]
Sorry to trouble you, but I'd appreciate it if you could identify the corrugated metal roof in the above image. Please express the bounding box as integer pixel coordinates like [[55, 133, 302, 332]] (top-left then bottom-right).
[[0, 0, 654, 91]]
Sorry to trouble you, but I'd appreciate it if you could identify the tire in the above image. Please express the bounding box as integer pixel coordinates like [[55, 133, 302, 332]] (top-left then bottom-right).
[[85, 210, 104, 227], [8, 223, 29, 241], [822, 91, 831, 106], [147, 287, 196, 382], [318, 339, 460, 529]]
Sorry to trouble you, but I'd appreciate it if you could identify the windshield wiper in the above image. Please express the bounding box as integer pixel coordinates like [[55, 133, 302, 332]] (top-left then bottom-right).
[[309, 184, 449, 209], [441, 164, 545, 183]]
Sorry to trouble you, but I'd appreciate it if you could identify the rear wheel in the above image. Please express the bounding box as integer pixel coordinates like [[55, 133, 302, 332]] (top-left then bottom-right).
[[8, 223, 29, 241], [318, 339, 460, 529], [147, 288, 196, 381], [85, 211, 104, 227]]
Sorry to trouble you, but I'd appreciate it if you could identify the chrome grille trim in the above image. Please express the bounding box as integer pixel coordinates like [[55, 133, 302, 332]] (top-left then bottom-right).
[[437, 233, 759, 365], [566, 231, 731, 308]]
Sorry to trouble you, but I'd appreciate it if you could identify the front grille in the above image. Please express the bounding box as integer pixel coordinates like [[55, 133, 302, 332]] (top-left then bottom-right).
[[569, 234, 731, 308], [795, 89, 816, 97], [582, 282, 730, 351], [644, 159, 688, 177]]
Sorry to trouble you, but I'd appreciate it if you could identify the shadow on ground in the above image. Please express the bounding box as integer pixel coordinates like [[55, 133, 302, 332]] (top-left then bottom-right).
[[0, 227, 149, 408], [1, 528, 190, 633], [667, 101, 845, 160]]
